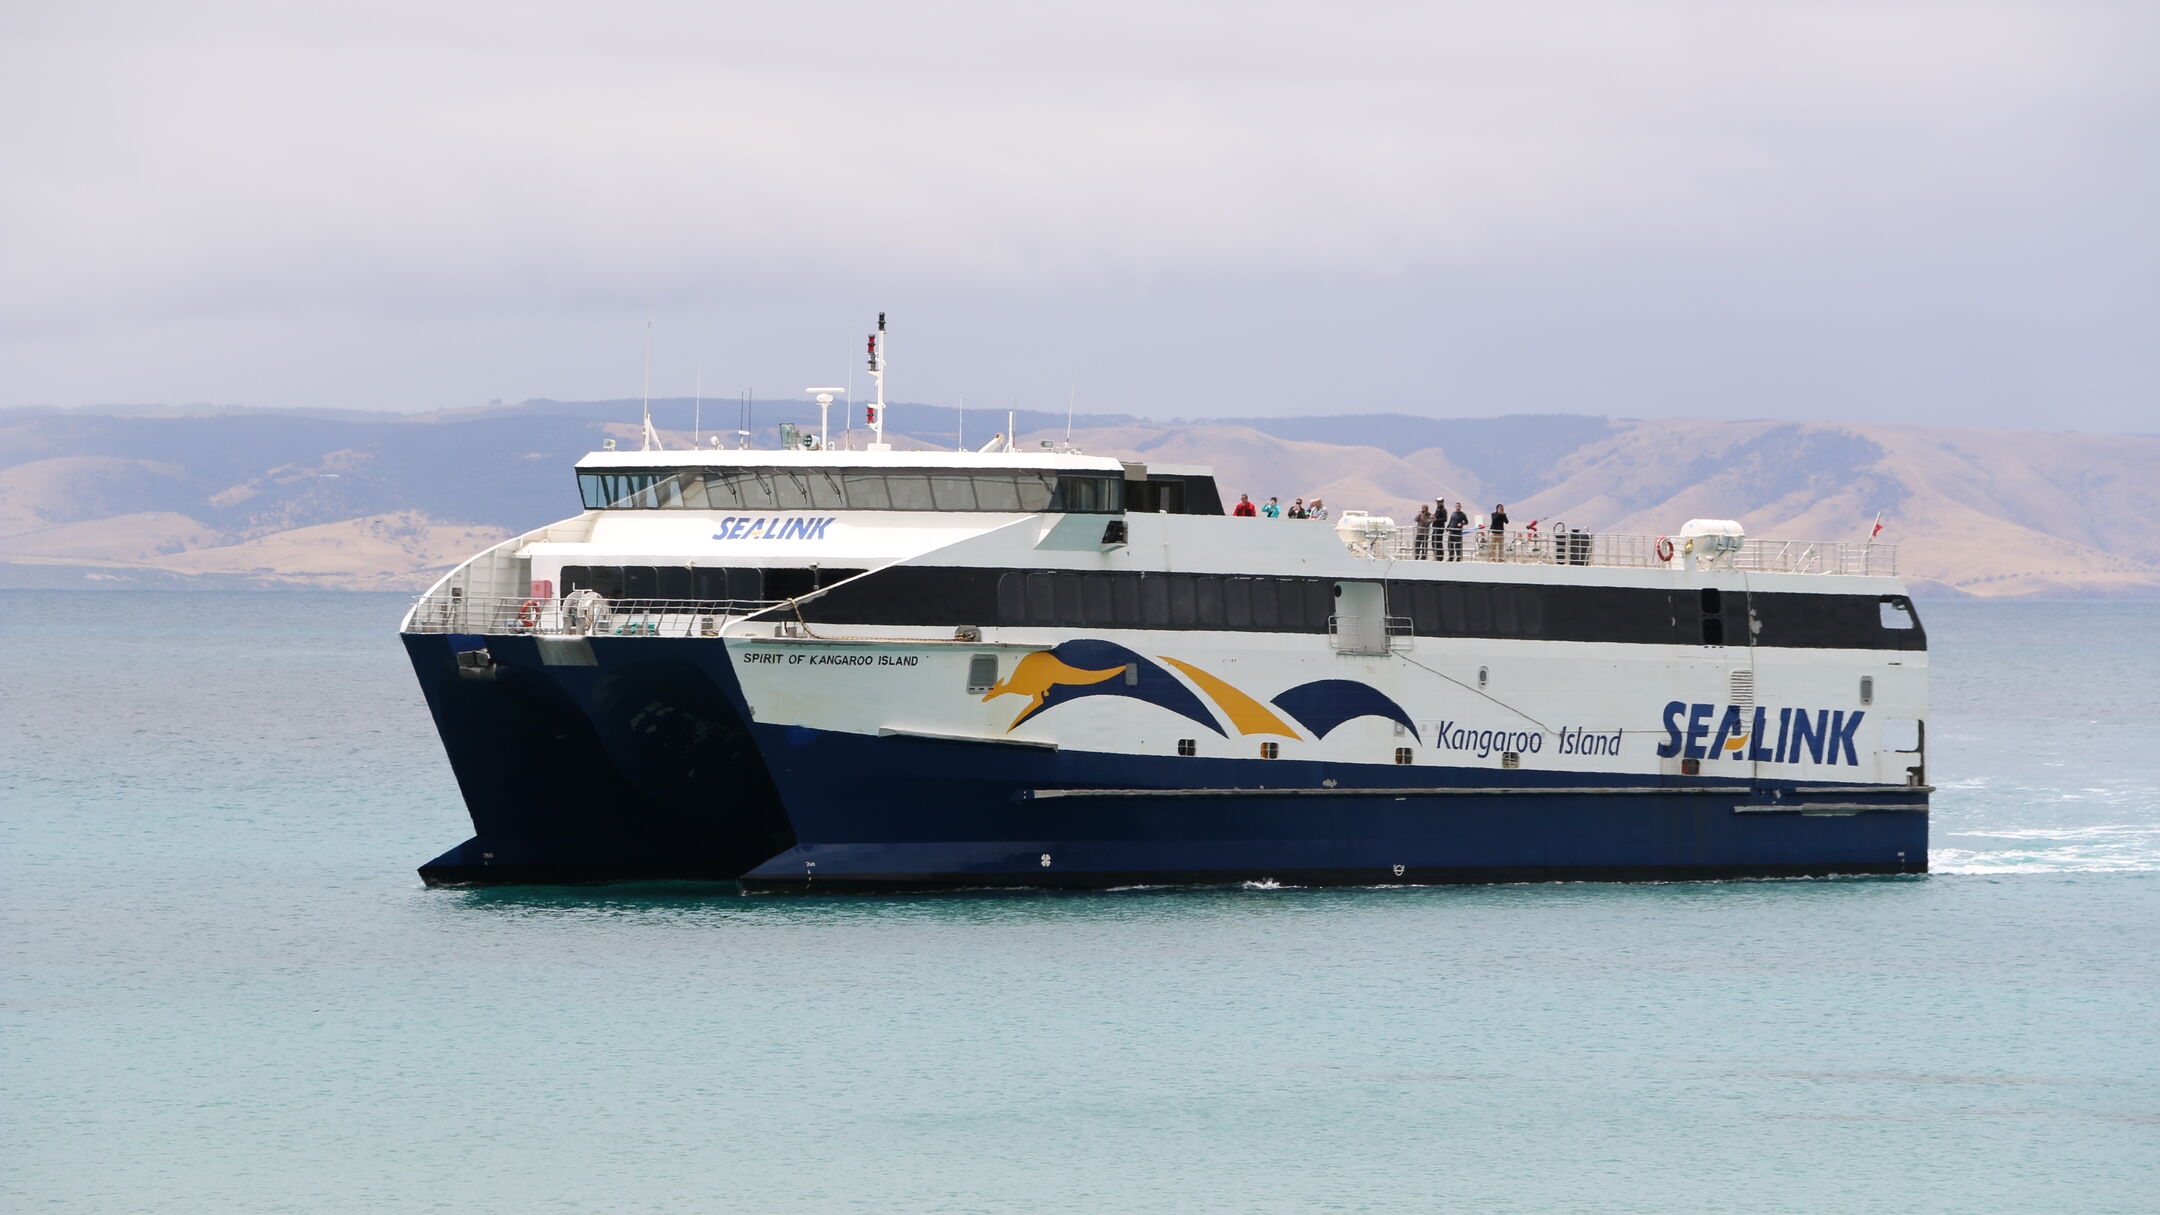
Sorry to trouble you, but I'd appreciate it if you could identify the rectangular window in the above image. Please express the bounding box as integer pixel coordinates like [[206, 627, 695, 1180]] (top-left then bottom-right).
[[1880, 596, 1918, 629], [1303, 582, 1332, 631], [845, 473, 892, 510], [1054, 573, 1084, 625], [1026, 572, 1057, 625], [886, 475, 934, 510], [1170, 575, 1198, 626], [694, 568, 731, 601], [998, 572, 1027, 624], [1017, 473, 1057, 512], [1083, 573, 1115, 626], [1439, 584, 1466, 633], [623, 566, 657, 598], [1519, 588, 1545, 635], [806, 471, 848, 509], [1113, 574, 1142, 627], [770, 471, 814, 509], [1195, 577, 1224, 627], [974, 476, 1022, 512], [1412, 584, 1440, 634], [655, 567, 694, 600], [727, 567, 765, 601], [1276, 579, 1306, 630], [1394, 747, 1414, 765], [1224, 578, 1252, 627], [1464, 585, 1491, 633], [1492, 586, 1519, 635], [1140, 575, 1171, 627], [930, 475, 978, 510], [1260, 742, 1280, 759], [1252, 579, 1280, 629], [1177, 738, 1197, 756], [966, 654, 999, 695]]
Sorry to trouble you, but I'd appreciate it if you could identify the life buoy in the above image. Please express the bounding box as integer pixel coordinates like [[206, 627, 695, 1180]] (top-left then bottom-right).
[[518, 599, 541, 628], [1654, 536, 1675, 562]]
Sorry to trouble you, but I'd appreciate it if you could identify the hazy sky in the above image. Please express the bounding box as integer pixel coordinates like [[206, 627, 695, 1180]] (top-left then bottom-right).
[[3, 1, 2154, 430]]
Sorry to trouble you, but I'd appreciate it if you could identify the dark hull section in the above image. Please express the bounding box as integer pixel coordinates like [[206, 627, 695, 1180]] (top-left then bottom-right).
[[403, 632, 795, 886], [404, 633, 1928, 891]]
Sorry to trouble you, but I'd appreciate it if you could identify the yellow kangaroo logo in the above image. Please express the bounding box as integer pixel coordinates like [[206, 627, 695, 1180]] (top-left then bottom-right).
[[982, 651, 1126, 730]]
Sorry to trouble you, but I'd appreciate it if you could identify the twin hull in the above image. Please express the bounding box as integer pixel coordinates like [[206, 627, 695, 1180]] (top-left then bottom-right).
[[405, 623, 1928, 891]]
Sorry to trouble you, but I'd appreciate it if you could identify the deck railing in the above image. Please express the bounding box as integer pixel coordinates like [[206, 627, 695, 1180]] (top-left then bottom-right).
[[1353, 525, 1896, 576], [404, 594, 786, 637]]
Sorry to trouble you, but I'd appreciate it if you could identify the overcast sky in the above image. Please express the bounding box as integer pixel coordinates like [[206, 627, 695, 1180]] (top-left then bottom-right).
[[3, 0, 2154, 430]]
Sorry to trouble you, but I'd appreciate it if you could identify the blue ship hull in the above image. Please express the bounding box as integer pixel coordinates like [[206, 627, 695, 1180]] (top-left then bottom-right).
[[404, 632, 1929, 891]]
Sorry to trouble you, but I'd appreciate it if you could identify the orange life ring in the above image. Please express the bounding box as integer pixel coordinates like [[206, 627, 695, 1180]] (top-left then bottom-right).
[[518, 599, 541, 628], [1654, 536, 1675, 562]]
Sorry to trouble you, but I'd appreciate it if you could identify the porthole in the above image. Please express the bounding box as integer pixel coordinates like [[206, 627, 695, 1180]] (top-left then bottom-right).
[[1478, 666, 1489, 688], [1860, 675, 1874, 706]]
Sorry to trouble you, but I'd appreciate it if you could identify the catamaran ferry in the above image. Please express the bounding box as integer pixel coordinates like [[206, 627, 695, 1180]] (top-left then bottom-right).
[[400, 319, 1928, 890]]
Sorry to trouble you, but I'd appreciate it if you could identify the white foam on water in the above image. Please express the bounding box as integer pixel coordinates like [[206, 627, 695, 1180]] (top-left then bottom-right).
[[1929, 835, 2160, 876]]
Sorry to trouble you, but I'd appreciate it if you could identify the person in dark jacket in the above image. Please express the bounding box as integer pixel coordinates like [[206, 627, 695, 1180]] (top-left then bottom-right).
[[1446, 502, 1468, 560], [1489, 503, 1509, 559]]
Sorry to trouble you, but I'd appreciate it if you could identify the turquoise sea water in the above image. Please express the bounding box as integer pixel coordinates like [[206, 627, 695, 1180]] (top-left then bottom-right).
[[4, 593, 2156, 1213]]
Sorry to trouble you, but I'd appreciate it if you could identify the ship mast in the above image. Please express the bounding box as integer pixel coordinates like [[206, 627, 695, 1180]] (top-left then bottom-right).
[[865, 312, 890, 451]]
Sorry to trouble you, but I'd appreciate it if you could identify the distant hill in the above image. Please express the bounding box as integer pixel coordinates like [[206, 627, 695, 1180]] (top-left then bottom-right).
[[1, 401, 2154, 597]]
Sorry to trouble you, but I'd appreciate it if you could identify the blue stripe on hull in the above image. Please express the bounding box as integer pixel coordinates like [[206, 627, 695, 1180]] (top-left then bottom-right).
[[404, 633, 1928, 889]]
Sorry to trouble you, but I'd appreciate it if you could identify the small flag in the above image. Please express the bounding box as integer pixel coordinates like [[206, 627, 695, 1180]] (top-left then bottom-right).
[[1868, 511, 1884, 541]]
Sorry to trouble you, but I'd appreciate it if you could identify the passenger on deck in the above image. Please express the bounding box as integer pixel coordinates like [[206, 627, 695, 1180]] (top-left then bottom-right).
[[1489, 503, 1510, 559], [1446, 501, 1468, 560], [1288, 497, 1309, 519], [1308, 498, 1328, 521], [1262, 497, 1282, 518], [1233, 493, 1258, 517], [1413, 504, 1433, 558]]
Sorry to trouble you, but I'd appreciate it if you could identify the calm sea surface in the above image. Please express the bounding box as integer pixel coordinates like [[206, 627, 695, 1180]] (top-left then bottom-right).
[[5, 593, 2156, 1213]]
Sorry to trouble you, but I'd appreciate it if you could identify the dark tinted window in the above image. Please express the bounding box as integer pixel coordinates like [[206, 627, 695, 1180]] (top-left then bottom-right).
[[1170, 575, 1198, 626], [1026, 573, 1056, 625], [1492, 586, 1519, 634], [1440, 584, 1466, 632], [655, 567, 694, 600], [1113, 575, 1142, 627], [622, 566, 657, 598], [1195, 577, 1225, 626], [1280, 580, 1309, 629], [1140, 575, 1170, 626], [1083, 574, 1115, 626], [1054, 573, 1084, 625], [1224, 578, 1252, 627]]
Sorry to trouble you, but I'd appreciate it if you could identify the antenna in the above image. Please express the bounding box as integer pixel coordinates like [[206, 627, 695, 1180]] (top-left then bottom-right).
[[692, 358, 702, 448], [957, 392, 964, 452], [639, 312, 659, 451], [806, 387, 845, 451], [865, 311, 890, 451], [1065, 372, 1075, 443]]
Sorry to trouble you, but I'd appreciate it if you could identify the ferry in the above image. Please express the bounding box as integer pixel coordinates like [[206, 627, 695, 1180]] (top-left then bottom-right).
[[399, 318, 1928, 890]]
